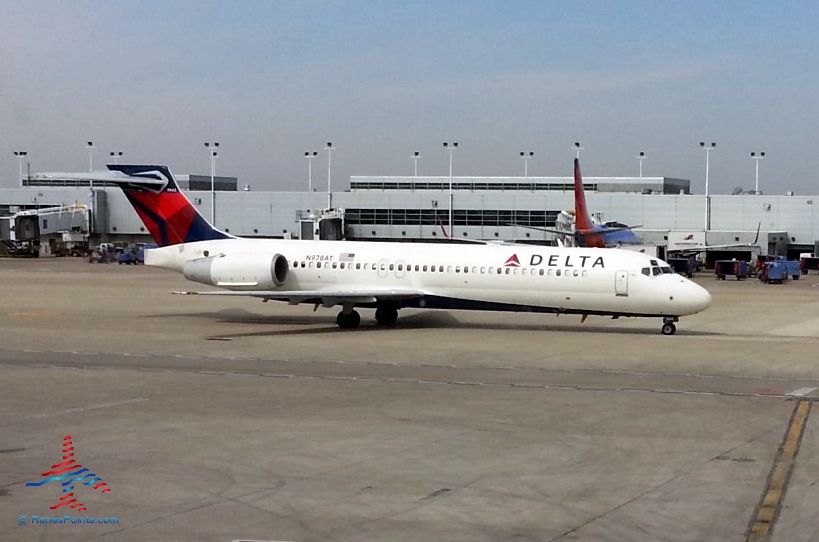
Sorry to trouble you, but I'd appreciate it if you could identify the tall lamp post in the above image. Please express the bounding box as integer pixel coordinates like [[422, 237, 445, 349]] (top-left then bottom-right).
[[636, 151, 645, 177], [86, 141, 94, 172], [304, 151, 317, 192], [443, 141, 458, 238], [413, 151, 420, 177], [700, 141, 716, 230], [574, 141, 584, 160], [110, 151, 123, 165], [204, 142, 219, 224], [520, 151, 534, 177], [326, 142, 334, 210], [751, 151, 765, 194], [13, 151, 28, 187]]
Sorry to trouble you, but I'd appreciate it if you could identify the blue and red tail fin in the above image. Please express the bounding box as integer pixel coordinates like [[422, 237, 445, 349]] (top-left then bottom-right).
[[107, 165, 231, 247]]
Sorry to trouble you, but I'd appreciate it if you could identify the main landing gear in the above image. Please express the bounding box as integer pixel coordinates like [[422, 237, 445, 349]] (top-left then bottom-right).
[[661, 316, 678, 336], [375, 306, 398, 326], [336, 305, 399, 329], [336, 309, 361, 329]]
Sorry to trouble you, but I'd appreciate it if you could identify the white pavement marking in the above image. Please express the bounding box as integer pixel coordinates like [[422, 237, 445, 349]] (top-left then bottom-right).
[[786, 387, 818, 397], [8, 397, 148, 424]]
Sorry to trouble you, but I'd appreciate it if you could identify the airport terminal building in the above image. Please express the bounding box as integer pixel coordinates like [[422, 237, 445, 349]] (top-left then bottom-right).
[[0, 170, 814, 258]]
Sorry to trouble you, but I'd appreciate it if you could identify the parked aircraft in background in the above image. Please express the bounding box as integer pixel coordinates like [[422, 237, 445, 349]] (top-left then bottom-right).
[[666, 224, 761, 257], [521, 159, 643, 248], [52, 163, 711, 335]]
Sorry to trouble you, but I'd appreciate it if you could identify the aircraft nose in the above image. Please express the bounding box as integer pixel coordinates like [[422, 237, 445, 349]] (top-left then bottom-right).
[[682, 280, 712, 314]]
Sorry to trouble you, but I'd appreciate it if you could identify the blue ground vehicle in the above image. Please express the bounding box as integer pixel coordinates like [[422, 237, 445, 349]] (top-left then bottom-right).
[[117, 245, 144, 265], [668, 256, 698, 278], [758, 261, 788, 283]]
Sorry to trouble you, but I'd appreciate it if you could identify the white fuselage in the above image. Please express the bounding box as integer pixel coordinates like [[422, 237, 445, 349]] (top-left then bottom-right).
[[145, 238, 711, 318]]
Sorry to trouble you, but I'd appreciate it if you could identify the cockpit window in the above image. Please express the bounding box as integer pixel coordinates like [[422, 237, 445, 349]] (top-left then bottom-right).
[[652, 267, 662, 276], [661, 266, 673, 274], [650, 259, 658, 266], [642, 267, 650, 276]]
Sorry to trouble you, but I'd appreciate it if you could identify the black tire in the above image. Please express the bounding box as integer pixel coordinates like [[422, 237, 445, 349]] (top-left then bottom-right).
[[375, 306, 398, 325], [336, 310, 361, 329], [661, 323, 676, 336]]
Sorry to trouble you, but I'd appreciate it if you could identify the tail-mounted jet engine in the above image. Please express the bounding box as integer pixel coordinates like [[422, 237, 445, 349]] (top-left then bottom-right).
[[183, 253, 288, 290]]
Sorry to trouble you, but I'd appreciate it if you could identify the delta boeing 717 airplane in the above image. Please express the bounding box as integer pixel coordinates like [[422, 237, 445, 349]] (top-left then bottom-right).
[[66, 163, 711, 335]]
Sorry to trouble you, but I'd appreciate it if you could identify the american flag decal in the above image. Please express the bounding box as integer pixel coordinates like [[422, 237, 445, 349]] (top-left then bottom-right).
[[339, 253, 355, 263]]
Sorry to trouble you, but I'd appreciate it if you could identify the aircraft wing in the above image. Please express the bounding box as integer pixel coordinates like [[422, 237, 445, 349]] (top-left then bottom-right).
[[670, 242, 759, 254], [34, 171, 167, 187], [670, 222, 762, 254], [174, 287, 426, 307]]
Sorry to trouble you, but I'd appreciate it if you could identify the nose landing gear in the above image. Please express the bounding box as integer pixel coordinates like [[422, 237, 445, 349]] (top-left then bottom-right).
[[661, 316, 678, 335]]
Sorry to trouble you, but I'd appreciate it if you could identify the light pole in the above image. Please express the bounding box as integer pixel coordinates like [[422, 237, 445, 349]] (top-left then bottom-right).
[[443, 141, 458, 238], [205, 142, 219, 224], [110, 151, 123, 165], [700, 141, 716, 230], [304, 151, 317, 192], [636, 151, 645, 177], [326, 142, 334, 210], [413, 151, 420, 177], [86, 141, 94, 172], [520, 151, 534, 177], [574, 141, 584, 160], [13, 151, 28, 187], [751, 151, 765, 194]]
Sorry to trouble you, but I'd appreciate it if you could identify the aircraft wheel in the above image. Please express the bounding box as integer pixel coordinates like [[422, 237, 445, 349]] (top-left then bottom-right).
[[336, 310, 361, 329], [661, 323, 676, 336], [375, 306, 398, 325]]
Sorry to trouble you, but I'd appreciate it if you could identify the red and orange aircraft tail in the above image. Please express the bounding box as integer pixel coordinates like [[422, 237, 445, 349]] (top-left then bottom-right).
[[572, 158, 607, 248]]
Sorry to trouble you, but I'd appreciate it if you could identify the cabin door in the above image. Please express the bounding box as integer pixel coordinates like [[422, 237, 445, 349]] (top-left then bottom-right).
[[614, 270, 629, 296]]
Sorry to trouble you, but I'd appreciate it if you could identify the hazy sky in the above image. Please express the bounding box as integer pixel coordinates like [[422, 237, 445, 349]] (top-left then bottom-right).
[[2, 1, 817, 195]]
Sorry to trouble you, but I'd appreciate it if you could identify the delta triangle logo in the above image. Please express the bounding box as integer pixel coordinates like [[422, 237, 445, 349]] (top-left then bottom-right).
[[503, 254, 521, 267]]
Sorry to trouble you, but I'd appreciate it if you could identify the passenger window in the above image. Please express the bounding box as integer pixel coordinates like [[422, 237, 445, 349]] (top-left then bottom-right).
[[497, 268, 502, 274], [455, 266, 461, 273], [356, 263, 361, 270], [480, 267, 486, 274], [415, 265, 420, 272], [397, 264, 403, 271], [505, 268, 510, 275], [439, 266, 444, 272], [556, 269, 561, 276], [332, 262, 337, 269], [430, 266, 435, 272], [539, 269, 544, 276], [389, 264, 394, 271]]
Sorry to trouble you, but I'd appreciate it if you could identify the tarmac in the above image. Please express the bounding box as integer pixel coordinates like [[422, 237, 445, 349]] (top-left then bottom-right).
[[2, 257, 819, 542]]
